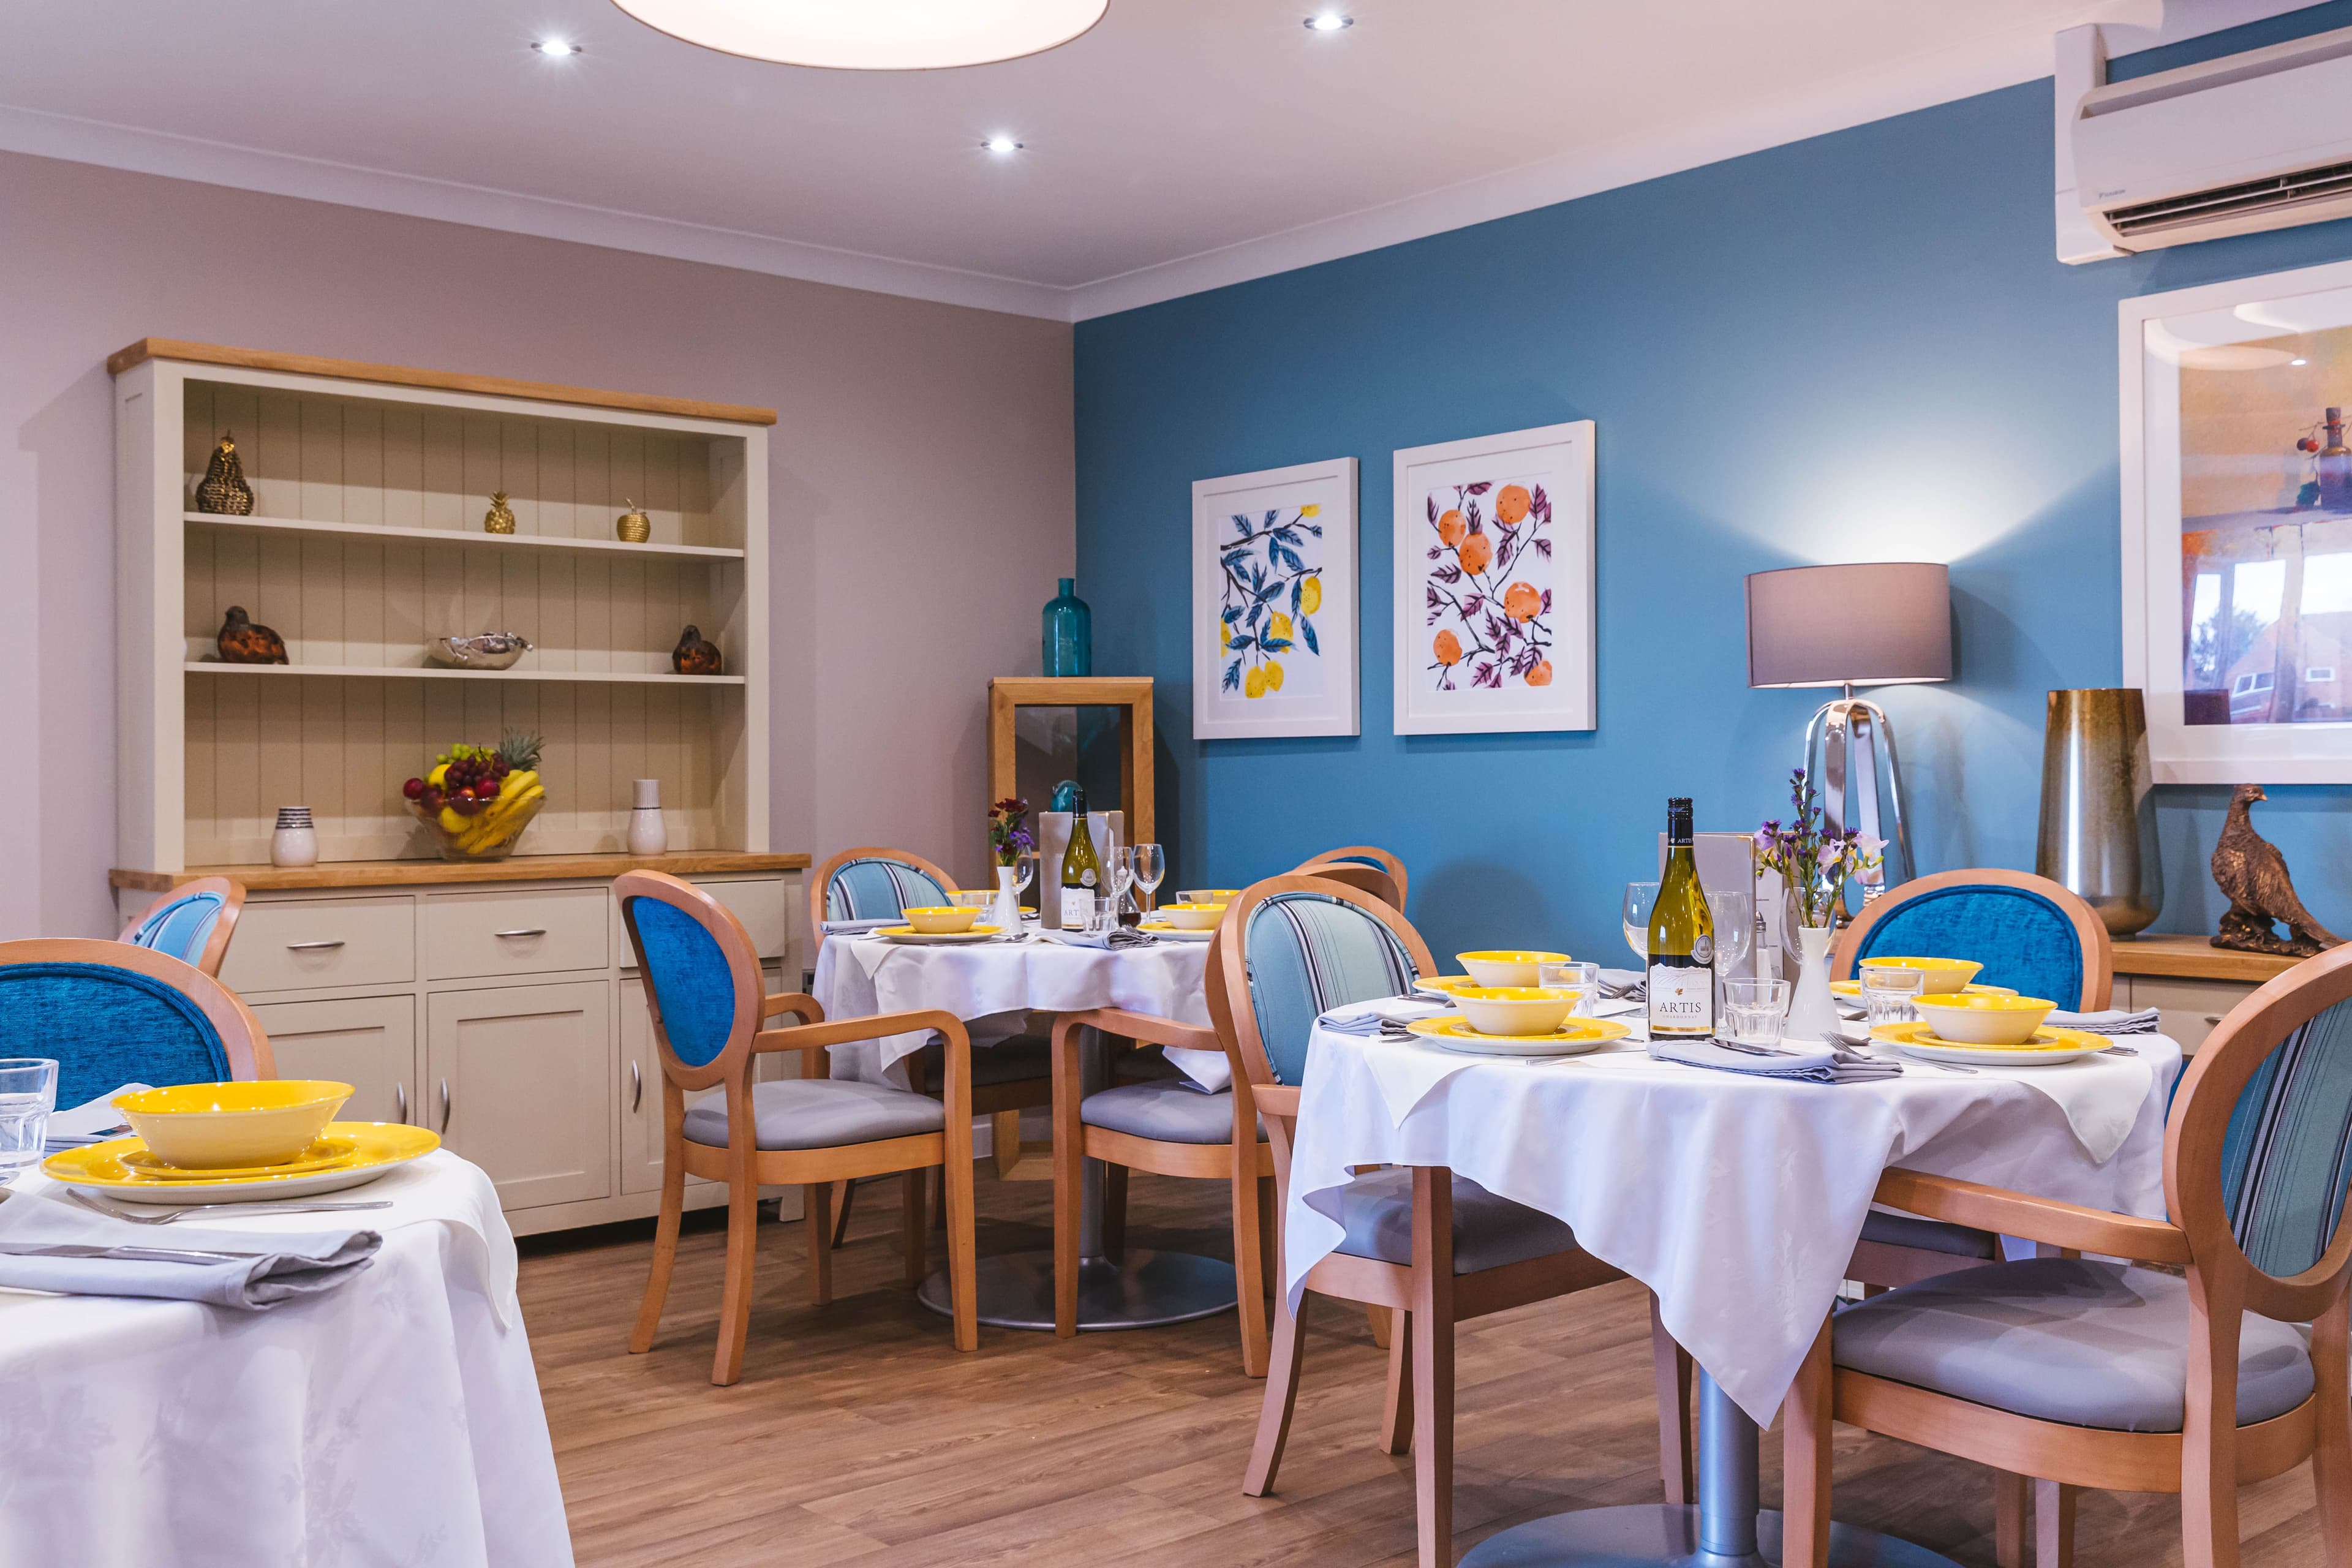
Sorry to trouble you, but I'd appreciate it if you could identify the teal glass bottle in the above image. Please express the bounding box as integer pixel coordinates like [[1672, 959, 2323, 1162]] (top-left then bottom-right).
[[1042, 577, 1092, 677]]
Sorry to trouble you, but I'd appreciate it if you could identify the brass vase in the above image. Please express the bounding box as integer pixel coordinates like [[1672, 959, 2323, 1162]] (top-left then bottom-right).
[[2035, 688, 2163, 935]]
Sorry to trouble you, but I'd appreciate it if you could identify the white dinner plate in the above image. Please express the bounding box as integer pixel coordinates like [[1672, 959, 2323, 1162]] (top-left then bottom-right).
[[1872, 1021, 2112, 1067], [1404, 1016, 1632, 1058]]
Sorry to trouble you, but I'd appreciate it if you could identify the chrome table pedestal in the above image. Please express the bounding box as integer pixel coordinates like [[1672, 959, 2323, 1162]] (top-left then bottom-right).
[[1459, 1373, 1963, 1568], [916, 1020, 1238, 1331]]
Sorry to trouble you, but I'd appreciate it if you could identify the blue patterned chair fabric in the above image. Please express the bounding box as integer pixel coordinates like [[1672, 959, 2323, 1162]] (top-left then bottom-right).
[[123, 891, 227, 969], [824, 858, 952, 922], [0, 961, 230, 1108], [1243, 891, 1418, 1085], [625, 898, 740, 1068], [1849, 883, 2089, 1008]]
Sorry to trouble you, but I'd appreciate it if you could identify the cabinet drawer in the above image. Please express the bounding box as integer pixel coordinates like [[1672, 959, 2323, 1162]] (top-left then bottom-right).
[[694, 877, 788, 960], [249, 995, 417, 1126], [424, 888, 608, 980], [2130, 975, 2257, 1055], [221, 896, 415, 995]]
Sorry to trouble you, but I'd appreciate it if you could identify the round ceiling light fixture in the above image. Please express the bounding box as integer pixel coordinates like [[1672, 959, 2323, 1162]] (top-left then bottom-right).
[[532, 38, 581, 56], [1305, 12, 1352, 31], [607, 0, 1110, 70]]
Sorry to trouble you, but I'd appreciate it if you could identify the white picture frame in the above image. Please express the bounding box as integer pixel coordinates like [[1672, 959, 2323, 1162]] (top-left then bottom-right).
[[1392, 421, 1596, 736], [1191, 456, 1360, 739], [2122, 256, 2352, 783]]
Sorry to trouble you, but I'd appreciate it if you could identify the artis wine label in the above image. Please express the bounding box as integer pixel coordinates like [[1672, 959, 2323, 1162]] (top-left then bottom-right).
[[1647, 963, 1716, 1036]]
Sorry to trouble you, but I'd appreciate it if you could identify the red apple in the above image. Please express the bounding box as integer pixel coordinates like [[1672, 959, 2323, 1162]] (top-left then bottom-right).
[[402, 777, 424, 799]]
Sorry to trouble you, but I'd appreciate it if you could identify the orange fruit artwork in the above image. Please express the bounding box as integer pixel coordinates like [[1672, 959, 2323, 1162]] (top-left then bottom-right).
[[1525, 660, 1554, 687], [1437, 509, 1468, 547], [1433, 630, 1463, 667], [1459, 533, 1493, 575], [1503, 582, 1542, 622], [1496, 484, 1532, 527]]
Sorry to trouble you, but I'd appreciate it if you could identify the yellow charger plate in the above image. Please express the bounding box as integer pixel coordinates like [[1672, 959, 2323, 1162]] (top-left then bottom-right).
[[1831, 981, 2017, 998], [876, 925, 1001, 944], [122, 1135, 364, 1181], [1412, 975, 1485, 998], [1869, 1021, 2111, 1067], [43, 1121, 441, 1205], [1405, 1015, 1632, 1058]]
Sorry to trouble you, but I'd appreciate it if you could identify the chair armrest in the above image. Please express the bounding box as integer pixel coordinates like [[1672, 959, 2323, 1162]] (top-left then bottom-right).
[[1248, 1084, 1301, 1117], [1065, 1006, 1220, 1055], [752, 1008, 960, 1056], [762, 992, 823, 1023], [1872, 1168, 2190, 1265]]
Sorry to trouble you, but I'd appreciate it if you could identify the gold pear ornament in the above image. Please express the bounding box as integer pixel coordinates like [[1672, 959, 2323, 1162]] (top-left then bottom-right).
[[615, 499, 651, 543], [483, 491, 516, 535], [195, 432, 255, 515]]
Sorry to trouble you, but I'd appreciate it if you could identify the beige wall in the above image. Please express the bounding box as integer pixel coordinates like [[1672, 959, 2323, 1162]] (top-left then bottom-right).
[[0, 149, 1072, 937]]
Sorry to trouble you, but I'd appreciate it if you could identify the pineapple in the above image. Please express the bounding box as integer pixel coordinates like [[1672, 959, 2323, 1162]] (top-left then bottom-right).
[[497, 730, 544, 772]]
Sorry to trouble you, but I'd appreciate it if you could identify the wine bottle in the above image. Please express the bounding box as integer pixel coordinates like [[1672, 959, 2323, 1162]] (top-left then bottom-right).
[[1647, 797, 1717, 1039], [1060, 786, 1101, 928]]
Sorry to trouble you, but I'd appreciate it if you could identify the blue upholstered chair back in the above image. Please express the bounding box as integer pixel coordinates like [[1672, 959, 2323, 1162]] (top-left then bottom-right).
[[825, 858, 952, 922], [622, 897, 743, 1069], [2217, 997, 2352, 1278], [123, 891, 228, 970], [1849, 884, 2089, 1008], [1244, 892, 1418, 1085], [0, 962, 230, 1109]]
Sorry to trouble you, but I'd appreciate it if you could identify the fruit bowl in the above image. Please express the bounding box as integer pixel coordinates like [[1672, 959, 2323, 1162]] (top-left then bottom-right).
[[402, 733, 546, 861], [408, 792, 546, 861]]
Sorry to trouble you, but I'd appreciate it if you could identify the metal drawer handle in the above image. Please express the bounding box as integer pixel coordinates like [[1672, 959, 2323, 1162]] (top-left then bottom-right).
[[493, 928, 548, 939], [285, 940, 345, 952], [394, 1082, 407, 1124], [439, 1077, 451, 1134], [2204, 1014, 2223, 1025], [631, 1060, 643, 1112]]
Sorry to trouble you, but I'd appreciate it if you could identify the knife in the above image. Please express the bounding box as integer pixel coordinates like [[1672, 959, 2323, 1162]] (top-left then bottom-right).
[[0, 1241, 262, 1265]]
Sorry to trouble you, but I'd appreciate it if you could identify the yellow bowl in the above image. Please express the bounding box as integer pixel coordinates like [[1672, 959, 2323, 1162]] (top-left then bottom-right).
[[1177, 889, 1242, 905], [1452, 986, 1577, 1036], [1159, 902, 1229, 931], [902, 905, 980, 934], [1833, 979, 2016, 999], [114, 1080, 353, 1170], [1859, 956, 1984, 991], [1456, 950, 1570, 987], [1911, 993, 2056, 1046]]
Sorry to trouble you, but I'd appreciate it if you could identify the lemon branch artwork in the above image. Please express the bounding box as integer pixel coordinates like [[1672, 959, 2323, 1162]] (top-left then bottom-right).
[[1218, 503, 1325, 700], [1423, 479, 1553, 692]]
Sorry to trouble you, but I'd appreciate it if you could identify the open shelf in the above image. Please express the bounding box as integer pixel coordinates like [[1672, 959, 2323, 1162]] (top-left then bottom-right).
[[186, 511, 745, 560], [186, 662, 744, 686]]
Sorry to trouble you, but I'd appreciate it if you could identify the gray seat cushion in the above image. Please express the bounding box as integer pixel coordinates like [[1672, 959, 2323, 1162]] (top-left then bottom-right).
[[682, 1078, 945, 1152], [1333, 1167, 1578, 1276], [1834, 1257, 2315, 1433], [1080, 1080, 1262, 1144], [917, 1034, 1052, 1093], [1858, 1209, 1999, 1260]]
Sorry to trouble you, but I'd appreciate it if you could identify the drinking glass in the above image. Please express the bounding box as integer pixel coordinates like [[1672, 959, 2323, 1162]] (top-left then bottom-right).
[[1091, 894, 1120, 935], [1621, 881, 1659, 963], [0, 1058, 58, 1182], [954, 889, 995, 914], [1014, 852, 1038, 906], [1720, 980, 1790, 1049], [1538, 959, 1604, 1017], [1126, 844, 1166, 914], [1859, 962, 1928, 1031], [1709, 889, 1752, 970]]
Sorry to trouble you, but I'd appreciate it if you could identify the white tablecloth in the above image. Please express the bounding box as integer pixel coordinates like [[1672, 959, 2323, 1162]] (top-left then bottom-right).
[[812, 933, 1213, 1085], [1283, 1011, 2183, 1425], [0, 1152, 571, 1567]]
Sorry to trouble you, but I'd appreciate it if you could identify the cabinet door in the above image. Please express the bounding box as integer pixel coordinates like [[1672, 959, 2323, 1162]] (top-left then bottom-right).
[[249, 995, 417, 1126], [2131, 975, 2255, 1056], [427, 981, 612, 1210]]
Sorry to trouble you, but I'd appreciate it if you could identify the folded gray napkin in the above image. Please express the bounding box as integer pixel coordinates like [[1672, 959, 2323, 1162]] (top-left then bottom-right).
[[0, 1191, 379, 1310], [1041, 927, 1158, 951], [1598, 968, 1646, 1002], [822, 917, 903, 936], [1648, 1036, 1902, 1084], [2048, 1007, 2162, 1035], [1318, 998, 1450, 1037]]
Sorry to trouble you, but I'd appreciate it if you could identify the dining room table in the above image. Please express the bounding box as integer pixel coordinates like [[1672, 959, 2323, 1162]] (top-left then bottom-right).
[[1283, 997, 2183, 1568], [811, 919, 1238, 1331], [0, 1147, 572, 1567]]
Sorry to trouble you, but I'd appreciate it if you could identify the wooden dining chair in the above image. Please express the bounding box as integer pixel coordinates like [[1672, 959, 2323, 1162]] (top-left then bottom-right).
[[1292, 845, 1409, 906], [0, 938, 273, 1108], [1210, 874, 1694, 1568], [1782, 940, 2352, 1568], [116, 876, 246, 978], [619, 871, 978, 1385]]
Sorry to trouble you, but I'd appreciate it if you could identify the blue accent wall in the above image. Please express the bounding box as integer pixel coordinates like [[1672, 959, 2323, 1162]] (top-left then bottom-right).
[[1075, 16, 2352, 962]]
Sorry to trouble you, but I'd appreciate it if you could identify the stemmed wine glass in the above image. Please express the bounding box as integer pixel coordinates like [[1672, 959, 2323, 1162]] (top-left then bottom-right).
[[1014, 852, 1038, 911], [1126, 844, 1166, 916], [1621, 882, 1659, 964], [1108, 852, 1136, 926], [1708, 888, 1753, 1014]]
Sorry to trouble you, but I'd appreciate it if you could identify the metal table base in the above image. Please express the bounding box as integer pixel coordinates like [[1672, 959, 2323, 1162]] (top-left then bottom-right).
[[1459, 1373, 1963, 1568]]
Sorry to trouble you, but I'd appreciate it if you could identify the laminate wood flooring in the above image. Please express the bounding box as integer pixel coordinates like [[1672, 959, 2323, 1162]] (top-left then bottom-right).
[[520, 1170, 2328, 1567]]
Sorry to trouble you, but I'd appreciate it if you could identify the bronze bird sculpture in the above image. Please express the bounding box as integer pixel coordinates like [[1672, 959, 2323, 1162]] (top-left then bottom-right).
[[217, 605, 288, 665], [672, 624, 722, 677], [2211, 783, 2340, 956]]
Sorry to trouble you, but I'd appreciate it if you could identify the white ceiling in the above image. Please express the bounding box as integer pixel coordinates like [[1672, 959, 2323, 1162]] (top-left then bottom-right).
[[0, 0, 2310, 320]]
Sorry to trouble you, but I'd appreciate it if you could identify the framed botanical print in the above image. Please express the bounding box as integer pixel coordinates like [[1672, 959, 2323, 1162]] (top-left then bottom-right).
[[2122, 257, 2352, 782], [1191, 456, 1359, 739], [1392, 420, 1596, 735]]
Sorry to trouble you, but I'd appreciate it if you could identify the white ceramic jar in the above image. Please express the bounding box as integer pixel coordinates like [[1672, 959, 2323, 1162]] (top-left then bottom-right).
[[627, 778, 667, 857], [271, 806, 319, 868]]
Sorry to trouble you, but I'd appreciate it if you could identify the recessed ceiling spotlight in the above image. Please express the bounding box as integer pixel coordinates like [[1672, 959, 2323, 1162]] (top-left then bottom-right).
[[2292, 356, 2311, 366], [984, 135, 1025, 154], [1305, 12, 1352, 31], [609, 0, 1107, 70], [533, 38, 581, 56]]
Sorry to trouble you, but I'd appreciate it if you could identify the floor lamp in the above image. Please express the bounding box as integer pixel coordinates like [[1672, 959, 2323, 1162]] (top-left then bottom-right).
[[1745, 563, 1953, 902]]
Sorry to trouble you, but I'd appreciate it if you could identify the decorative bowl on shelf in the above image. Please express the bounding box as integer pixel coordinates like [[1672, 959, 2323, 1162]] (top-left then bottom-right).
[[429, 633, 534, 671]]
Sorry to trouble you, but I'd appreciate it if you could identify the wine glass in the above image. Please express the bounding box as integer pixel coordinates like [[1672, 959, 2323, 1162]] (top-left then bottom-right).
[[1014, 852, 1038, 909], [1621, 881, 1659, 963], [1709, 888, 1752, 971], [1126, 844, 1166, 914]]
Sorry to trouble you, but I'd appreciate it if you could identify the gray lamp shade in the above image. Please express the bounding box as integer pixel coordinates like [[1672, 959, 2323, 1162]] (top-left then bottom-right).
[[1746, 563, 1953, 689]]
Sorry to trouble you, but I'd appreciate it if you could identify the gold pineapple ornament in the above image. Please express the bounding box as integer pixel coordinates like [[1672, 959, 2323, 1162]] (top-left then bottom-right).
[[483, 491, 516, 535], [195, 432, 255, 515], [615, 499, 651, 544]]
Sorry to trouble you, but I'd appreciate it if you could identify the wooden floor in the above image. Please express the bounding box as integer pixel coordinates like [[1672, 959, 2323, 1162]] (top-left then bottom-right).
[[521, 1168, 2329, 1567]]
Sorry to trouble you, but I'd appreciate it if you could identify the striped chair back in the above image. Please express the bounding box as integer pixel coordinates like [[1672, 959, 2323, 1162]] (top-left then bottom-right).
[[824, 857, 952, 922], [1242, 891, 1419, 1085], [118, 877, 244, 977], [1837, 869, 2111, 1011], [2217, 997, 2352, 1278]]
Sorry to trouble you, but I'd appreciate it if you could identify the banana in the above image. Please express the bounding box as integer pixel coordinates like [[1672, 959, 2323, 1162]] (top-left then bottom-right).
[[498, 769, 538, 801], [459, 784, 543, 851], [439, 805, 467, 834]]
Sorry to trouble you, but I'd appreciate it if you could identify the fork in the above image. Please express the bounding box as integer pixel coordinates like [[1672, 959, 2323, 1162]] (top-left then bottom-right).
[[64, 1188, 392, 1225]]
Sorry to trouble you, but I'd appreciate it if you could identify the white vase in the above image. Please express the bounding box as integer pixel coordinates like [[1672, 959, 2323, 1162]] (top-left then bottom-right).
[[1785, 922, 1840, 1043], [626, 778, 666, 856], [990, 865, 1023, 932]]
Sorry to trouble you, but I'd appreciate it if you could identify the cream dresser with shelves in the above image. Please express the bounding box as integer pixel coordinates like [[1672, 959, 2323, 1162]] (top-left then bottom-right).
[[2112, 933, 2307, 1056], [110, 340, 804, 1235]]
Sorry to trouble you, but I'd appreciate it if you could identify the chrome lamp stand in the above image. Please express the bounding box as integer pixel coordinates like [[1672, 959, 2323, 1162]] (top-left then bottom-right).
[[1801, 687, 1914, 902]]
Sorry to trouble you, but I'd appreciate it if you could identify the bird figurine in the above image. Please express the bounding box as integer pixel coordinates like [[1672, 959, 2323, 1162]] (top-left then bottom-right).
[[672, 625, 722, 676], [194, 432, 255, 515], [483, 491, 516, 535], [2211, 783, 2340, 956], [217, 605, 288, 665]]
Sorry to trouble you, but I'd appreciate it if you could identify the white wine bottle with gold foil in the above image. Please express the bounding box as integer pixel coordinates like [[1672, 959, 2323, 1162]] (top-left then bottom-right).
[[1647, 797, 1717, 1038], [1060, 786, 1101, 928]]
